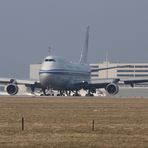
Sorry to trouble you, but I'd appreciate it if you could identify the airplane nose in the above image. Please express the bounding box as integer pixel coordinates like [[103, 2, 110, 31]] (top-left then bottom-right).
[[39, 73, 52, 87]]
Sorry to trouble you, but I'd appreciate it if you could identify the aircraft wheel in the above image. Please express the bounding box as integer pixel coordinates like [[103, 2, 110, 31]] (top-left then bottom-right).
[[86, 93, 94, 97], [90, 93, 94, 96], [73, 94, 81, 96]]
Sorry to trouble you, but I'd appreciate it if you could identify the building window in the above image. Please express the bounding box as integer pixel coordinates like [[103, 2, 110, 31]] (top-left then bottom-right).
[[135, 65, 148, 68], [91, 65, 99, 69], [117, 65, 134, 68], [117, 70, 135, 72], [91, 74, 99, 77], [117, 74, 134, 77], [135, 74, 148, 77], [135, 70, 148, 72]]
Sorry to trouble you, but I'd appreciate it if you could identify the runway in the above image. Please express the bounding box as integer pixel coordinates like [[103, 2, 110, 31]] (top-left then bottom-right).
[[0, 96, 148, 147]]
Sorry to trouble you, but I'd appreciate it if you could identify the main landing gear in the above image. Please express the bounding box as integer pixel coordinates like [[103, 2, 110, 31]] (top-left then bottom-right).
[[41, 88, 54, 96], [85, 90, 94, 96], [57, 90, 81, 96], [57, 90, 73, 96], [85, 93, 94, 96], [40, 88, 95, 97], [57, 90, 65, 96], [73, 91, 81, 96]]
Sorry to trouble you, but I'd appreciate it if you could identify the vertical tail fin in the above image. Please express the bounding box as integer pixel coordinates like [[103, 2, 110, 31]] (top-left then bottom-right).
[[79, 26, 90, 64]]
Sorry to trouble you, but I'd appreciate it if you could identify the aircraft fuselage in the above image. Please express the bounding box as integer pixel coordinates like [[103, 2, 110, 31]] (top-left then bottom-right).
[[39, 56, 91, 90]]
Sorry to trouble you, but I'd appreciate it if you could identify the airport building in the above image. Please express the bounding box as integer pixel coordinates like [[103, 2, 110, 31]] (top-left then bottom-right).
[[30, 62, 148, 84], [91, 61, 148, 78], [1, 62, 148, 97], [30, 64, 41, 80], [7, 61, 146, 97]]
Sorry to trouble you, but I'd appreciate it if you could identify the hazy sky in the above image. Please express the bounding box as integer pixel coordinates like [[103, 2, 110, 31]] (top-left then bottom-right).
[[0, 0, 148, 78]]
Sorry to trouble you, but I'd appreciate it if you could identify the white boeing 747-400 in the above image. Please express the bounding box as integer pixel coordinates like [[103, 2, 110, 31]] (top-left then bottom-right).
[[1, 26, 148, 96]]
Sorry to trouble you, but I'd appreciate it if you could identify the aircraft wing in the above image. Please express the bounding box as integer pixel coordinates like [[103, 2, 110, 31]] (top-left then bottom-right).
[[72, 78, 118, 92], [89, 78, 118, 87], [80, 77, 148, 95], [91, 65, 132, 72], [122, 78, 148, 87], [0, 78, 36, 85], [90, 77, 148, 86], [0, 78, 41, 95]]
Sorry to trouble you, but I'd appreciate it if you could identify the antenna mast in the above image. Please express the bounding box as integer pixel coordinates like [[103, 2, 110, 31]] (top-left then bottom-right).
[[106, 50, 109, 79], [48, 46, 52, 55]]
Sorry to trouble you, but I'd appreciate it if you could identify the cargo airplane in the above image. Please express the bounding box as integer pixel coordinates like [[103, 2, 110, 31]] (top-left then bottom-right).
[[0, 26, 148, 96]]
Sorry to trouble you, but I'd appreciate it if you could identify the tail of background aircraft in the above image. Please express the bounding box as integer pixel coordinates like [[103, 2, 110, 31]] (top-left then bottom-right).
[[79, 26, 90, 64]]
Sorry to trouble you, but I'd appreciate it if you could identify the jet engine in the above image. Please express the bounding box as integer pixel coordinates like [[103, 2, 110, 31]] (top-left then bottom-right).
[[6, 79, 19, 95], [106, 83, 119, 95]]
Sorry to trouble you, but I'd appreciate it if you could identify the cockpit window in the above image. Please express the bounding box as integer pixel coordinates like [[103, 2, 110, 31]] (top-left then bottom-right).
[[45, 59, 56, 62]]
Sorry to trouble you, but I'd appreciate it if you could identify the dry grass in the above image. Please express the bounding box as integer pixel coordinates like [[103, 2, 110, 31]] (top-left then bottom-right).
[[0, 96, 148, 147]]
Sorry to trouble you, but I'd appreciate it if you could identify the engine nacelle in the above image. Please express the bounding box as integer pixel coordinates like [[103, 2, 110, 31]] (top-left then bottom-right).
[[6, 84, 19, 95], [9, 79, 17, 84], [106, 83, 119, 95]]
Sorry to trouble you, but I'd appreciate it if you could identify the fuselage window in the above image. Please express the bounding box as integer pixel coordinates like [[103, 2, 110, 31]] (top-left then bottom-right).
[[45, 59, 56, 62]]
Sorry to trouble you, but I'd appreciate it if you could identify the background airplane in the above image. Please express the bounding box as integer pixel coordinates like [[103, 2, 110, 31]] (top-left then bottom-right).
[[0, 26, 148, 96]]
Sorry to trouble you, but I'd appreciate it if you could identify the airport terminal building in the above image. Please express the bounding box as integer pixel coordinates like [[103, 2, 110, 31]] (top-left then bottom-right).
[[90, 62, 148, 79], [29, 61, 148, 97], [30, 61, 148, 84]]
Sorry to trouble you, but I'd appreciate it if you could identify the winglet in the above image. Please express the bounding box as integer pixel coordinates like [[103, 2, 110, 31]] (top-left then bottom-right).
[[79, 26, 90, 64]]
